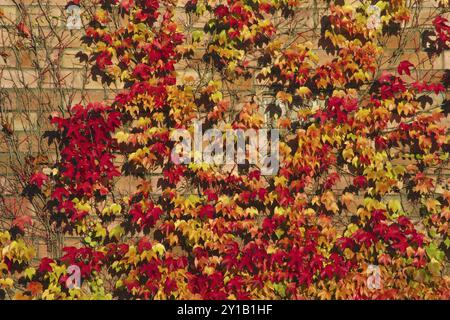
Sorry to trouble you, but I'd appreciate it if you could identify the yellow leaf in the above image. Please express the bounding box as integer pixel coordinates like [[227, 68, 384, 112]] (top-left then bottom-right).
[[109, 225, 125, 240], [342, 147, 354, 161], [296, 86, 312, 98], [95, 224, 107, 240], [341, 192, 354, 208], [0, 277, 13, 288], [424, 198, 440, 213], [276, 91, 292, 104], [274, 206, 286, 216], [24, 267, 36, 280], [204, 266, 215, 276], [388, 199, 402, 213], [152, 243, 166, 257], [267, 245, 277, 254], [321, 191, 339, 214]]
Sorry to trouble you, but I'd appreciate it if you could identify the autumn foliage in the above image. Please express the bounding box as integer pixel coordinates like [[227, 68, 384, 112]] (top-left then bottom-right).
[[1, 0, 450, 300]]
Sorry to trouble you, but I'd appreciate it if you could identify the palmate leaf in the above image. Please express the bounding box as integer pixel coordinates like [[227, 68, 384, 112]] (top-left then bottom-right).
[[5, 0, 449, 301]]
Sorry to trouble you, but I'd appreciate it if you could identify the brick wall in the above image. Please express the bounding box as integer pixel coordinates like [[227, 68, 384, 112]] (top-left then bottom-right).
[[0, 0, 449, 259]]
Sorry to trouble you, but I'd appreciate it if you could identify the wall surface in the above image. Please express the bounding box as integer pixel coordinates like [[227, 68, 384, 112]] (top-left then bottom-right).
[[0, 0, 449, 260]]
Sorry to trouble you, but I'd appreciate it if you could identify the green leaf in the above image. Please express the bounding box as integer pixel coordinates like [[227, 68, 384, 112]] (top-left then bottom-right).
[[95, 224, 107, 240], [425, 243, 445, 262], [273, 282, 286, 298], [211, 91, 223, 103], [196, 3, 206, 15], [110, 203, 122, 215], [192, 30, 203, 42], [152, 243, 166, 257], [24, 267, 36, 280], [388, 199, 402, 213], [109, 225, 125, 240], [218, 30, 227, 45], [444, 238, 450, 249], [275, 228, 285, 239], [427, 258, 441, 276], [375, 1, 388, 11]]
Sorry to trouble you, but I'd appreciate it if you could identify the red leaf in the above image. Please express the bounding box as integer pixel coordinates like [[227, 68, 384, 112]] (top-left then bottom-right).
[[214, 5, 229, 18], [13, 215, 33, 231], [27, 282, 43, 296], [30, 172, 48, 188], [38, 257, 55, 273], [199, 204, 215, 219], [353, 176, 367, 188], [398, 60, 414, 76], [17, 22, 31, 38], [204, 188, 218, 202], [96, 51, 112, 69], [120, 0, 134, 11]]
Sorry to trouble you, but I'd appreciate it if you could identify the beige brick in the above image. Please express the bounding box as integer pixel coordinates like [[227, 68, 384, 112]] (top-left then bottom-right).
[[17, 49, 34, 68], [28, 5, 64, 28], [0, 28, 13, 46], [61, 48, 85, 69], [418, 7, 436, 25], [11, 111, 38, 131], [0, 69, 39, 88], [0, 47, 15, 67], [0, 6, 16, 24], [417, 0, 441, 8], [16, 132, 40, 152], [420, 70, 445, 83], [444, 50, 450, 69]]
